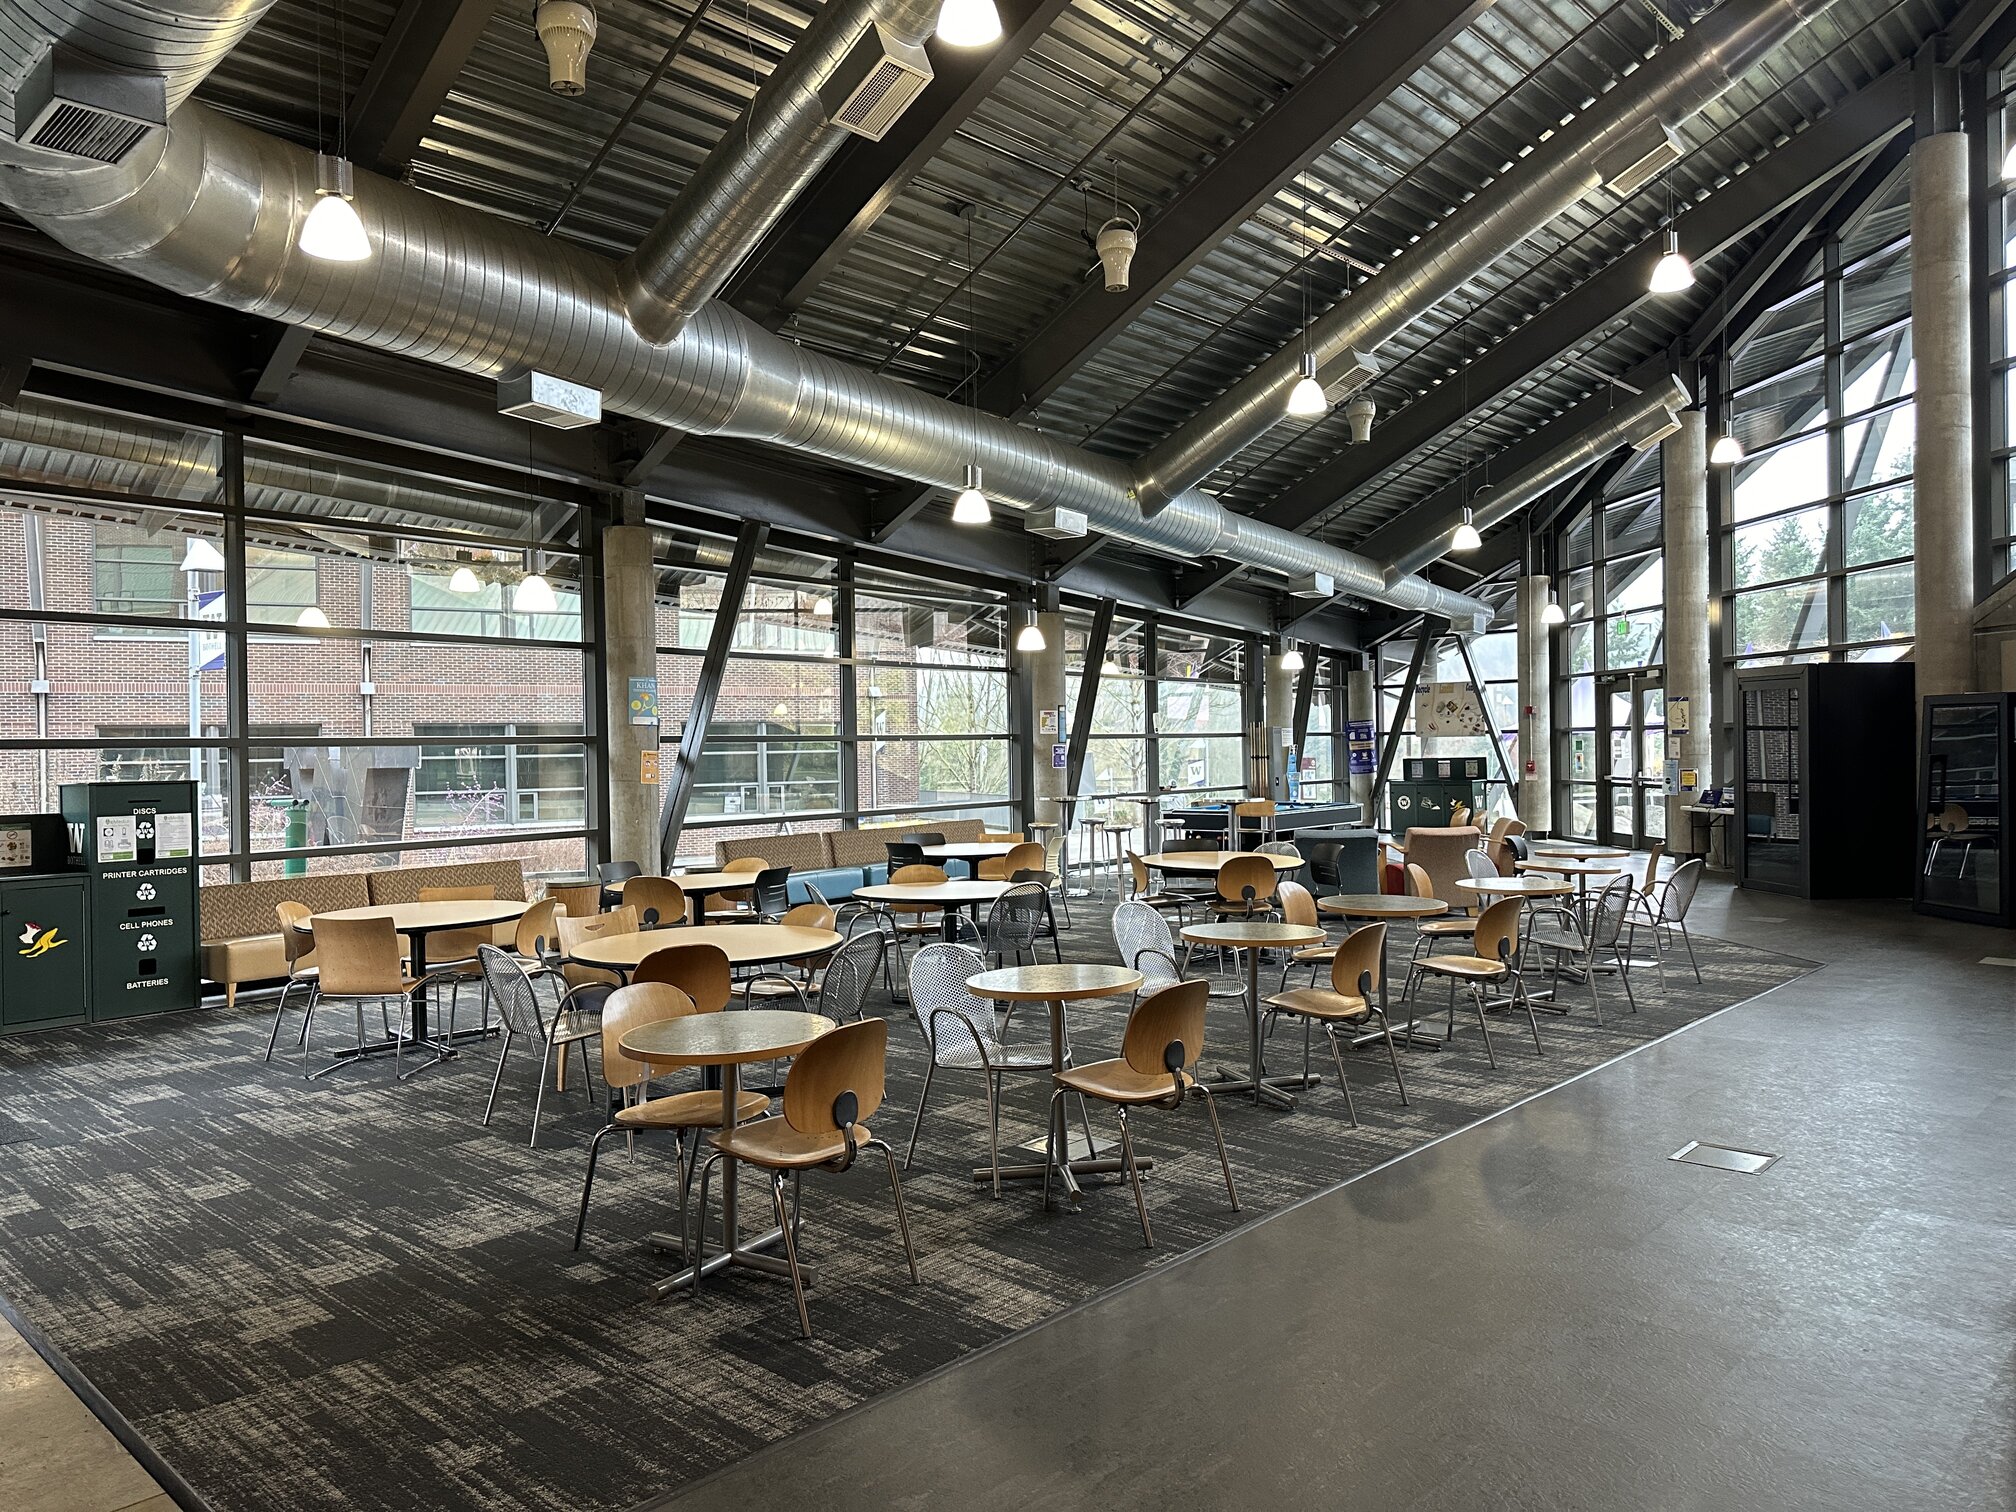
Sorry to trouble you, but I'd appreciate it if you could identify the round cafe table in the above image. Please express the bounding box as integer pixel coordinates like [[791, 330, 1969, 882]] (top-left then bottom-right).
[[304, 899, 528, 1072], [853, 879, 1012, 942], [966, 962, 1143, 1200], [621, 1010, 834, 1303], [1140, 850, 1304, 876], [1179, 920, 1326, 1109], [920, 842, 1019, 878], [1527, 844, 1630, 861], [667, 869, 770, 921], [1516, 856, 1627, 925], [567, 922, 841, 979], [1456, 874, 1577, 1014], [1317, 894, 1449, 1051]]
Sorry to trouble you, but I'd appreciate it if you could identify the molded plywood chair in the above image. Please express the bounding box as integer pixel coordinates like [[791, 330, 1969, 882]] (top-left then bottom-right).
[[979, 839, 1045, 882], [1262, 922, 1408, 1125], [1402, 895, 1542, 1068], [418, 883, 496, 1039], [555, 904, 640, 994], [546, 882, 603, 919], [740, 902, 837, 1007], [264, 900, 320, 1061], [630, 941, 733, 1013], [302, 915, 451, 1082], [693, 1018, 921, 1338], [622, 876, 688, 929]]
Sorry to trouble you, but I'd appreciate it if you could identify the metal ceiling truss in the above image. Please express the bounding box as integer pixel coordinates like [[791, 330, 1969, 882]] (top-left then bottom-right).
[[347, 0, 500, 177]]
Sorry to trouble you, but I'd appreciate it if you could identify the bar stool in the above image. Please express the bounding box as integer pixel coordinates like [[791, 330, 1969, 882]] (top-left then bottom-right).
[[1078, 816, 1123, 897], [1027, 820, 1071, 926]]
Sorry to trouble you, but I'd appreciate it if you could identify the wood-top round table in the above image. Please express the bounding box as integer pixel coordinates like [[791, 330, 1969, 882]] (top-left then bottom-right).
[[1316, 895, 1450, 1051], [621, 1009, 834, 1302], [1180, 920, 1326, 1109], [1457, 875, 1578, 1015], [967, 963, 1143, 1198], [305, 899, 528, 1070], [667, 869, 771, 921], [920, 842, 1019, 878], [568, 923, 842, 977], [1528, 844, 1630, 861], [1140, 850, 1303, 876], [1516, 857, 1629, 926], [853, 879, 1012, 941]]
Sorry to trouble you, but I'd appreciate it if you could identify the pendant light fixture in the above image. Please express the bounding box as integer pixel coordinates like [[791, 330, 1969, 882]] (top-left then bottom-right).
[[812, 593, 833, 617], [951, 203, 992, 525], [1451, 506, 1482, 552], [2003, 140, 2016, 181], [1647, 170, 1691, 293], [936, 0, 1002, 47], [1709, 432, 1744, 465], [448, 564, 481, 593], [1541, 596, 1566, 626], [180, 538, 225, 574], [1279, 645, 1305, 673], [302, 0, 371, 262], [514, 568, 558, 613], [1014, 612, 1046, 652], [295, 605, 331, 628], [1285, 168, 1329, 420]]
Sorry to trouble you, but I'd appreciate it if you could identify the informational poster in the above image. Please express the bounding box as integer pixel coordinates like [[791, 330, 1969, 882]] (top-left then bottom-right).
[[1346, 720, 1375, 776], [1419, 682, 1490, 737], [639, 749, 660, 785], [1051, 743, 1068, 770], [0, 822, 31, 870], [1039, 709, 1058, 736], [628, 676, 659, 725], [154, 811, 193, 859], [97, 815, 138, 863], [1667, 695, 1691, 736], [1569, 731, 1595, 781]]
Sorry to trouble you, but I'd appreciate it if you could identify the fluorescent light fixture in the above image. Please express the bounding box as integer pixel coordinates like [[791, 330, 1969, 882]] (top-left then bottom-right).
[[295, 605, 330, 628], [1286, 351, 1328, 418], [513, 572, 558, 613], [1014, 614, 1046, 652], [301, 154, 371, 262], [1279, 647, 1305, 672], [950, 462, 991, 525], [813, 595, 833, 617], [1541, 597, 1566, 626], [1451, 507, 1482, 552], [179, 538, 225, 573], [448, 565, 482, 593], [936, 0, 1002, 47], [1648, 229, 1693, 293], [1709, 433, 1745, 465]]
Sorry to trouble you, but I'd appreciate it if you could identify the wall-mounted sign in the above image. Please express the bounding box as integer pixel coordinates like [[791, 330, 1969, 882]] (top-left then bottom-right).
[[1667, 695, 1691, 736], [1039, 709, 1058, 736], [628, 676, 660, 726], [1051, 743, 1068, 770], [639, 749, 660, 785], [96, 815, 137, 863], [155, 811, 193, 859], [1345, 719, 1375, 776], [1419, 682, 1490, 737]]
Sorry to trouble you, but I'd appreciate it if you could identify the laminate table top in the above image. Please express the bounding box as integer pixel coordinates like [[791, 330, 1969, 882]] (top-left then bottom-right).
[[965, 963, 1143, 1002], [620, 1010, 833, 1069], [1456, 876, 1574, 897], [1318, 894, 1448, 919], [1140, 851, 1303, 876], [568, 923, 842, 971], [852, 880, 1014, 908], [1180, 921, 1326, 950]]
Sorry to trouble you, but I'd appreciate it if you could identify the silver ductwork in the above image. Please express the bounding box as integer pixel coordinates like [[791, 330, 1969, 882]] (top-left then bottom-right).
[[0, 0, 274, 132], [616, 0, 939, 346], [0, 1, 1827, 629], [1128, 0, 1827, 516], [1376, 376, 1691, 581]]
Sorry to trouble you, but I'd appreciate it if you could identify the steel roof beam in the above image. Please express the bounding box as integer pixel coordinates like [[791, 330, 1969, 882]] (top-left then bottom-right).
[[728, 0, 1075, 328], [347, 0, 499, 178], [972, 0, 1499, 419], [1252, 70, 1912, 537]]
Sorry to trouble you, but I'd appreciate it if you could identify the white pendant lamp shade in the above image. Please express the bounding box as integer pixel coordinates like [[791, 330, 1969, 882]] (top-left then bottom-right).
[[951, 462, 992, 525], [1451, 507, 1482, 552], [2003, 141, 2016, 181], [1541, 597, 1566, 626], [1014, 614, 1046, 652], [513, 571, 558, 613], [1709, 433, 1745, 465], [295, 605, 330, 628], [447, 565, 482, 593], [301, 155, 371, 262], [936, 0, 1002, 47], [180, 538, 225, 573], [1648, 229, 1693, 293], [1285, 351, 1328, 418], [813, 595, 833, 617], [1279, 647, 1305, 672]]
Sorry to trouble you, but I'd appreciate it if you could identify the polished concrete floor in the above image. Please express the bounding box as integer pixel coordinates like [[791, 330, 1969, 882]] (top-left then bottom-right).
[[0, 1312, 168, 1512], [655, 883, 2016, 1512]]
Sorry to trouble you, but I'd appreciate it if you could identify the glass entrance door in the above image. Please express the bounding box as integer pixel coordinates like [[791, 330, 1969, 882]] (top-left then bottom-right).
[[1596, 673, 1665, 848]]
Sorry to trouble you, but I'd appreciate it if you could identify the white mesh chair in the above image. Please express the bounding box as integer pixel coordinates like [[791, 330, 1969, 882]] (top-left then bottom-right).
[[902, 942, 1057, 1196], [475, 944, 605, 1147], [983, 882, 1051, 968], [1526, 877, 1639, 1025], [813, 931, 886, 1024], [1112, 900, 1246, 1008]]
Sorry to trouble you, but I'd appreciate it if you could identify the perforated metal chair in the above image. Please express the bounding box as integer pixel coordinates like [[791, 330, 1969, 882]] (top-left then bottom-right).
[[811, 931, 886, 1024], [982, 882, 1050, 969], [1639, 857, 1705, 983], [476, 944, 604, 1146], [902, 942, 1056, 1195], [1527, 876, 1639, 1024], [1112, 900, 1245, 1009]]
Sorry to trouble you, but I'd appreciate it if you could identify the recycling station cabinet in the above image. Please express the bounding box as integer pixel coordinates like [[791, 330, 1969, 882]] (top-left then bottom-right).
[[60, 780, 202, 1021], [0, 871, 91, 1033]]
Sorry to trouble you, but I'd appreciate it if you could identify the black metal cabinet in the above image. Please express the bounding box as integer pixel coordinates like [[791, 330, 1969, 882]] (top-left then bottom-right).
[[59, 781, 202, 1019], [0, 872, 90, 1033], [1916, 693, 2013, 927], [1734, 663, 1915, 898]]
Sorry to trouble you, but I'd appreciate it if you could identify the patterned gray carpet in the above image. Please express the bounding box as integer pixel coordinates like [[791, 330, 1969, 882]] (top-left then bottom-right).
[[0, 907, 1814, 1512]]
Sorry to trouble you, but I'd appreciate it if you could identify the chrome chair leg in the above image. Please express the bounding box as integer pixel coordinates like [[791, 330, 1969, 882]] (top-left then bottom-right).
[[903, 1056, 938, 1170], [483, 1028, 515, 1126], [1117, 1107, 1152, 1248], [1195, 1083, 1238, 1210], [573, 1121, 619, 1249], [264, 978, 297, 1061], [984, 1069, 1002, 1198], [1323, 1027, 1359, 1128], [770, 1172, 813, 1339], [1370, 1010, 1408, 1105], [1469, 984, 1499, 1068], [530, 1035, 555, 1148], [867, 1137, 922, 1283], [690, 1150, 724, 1299]]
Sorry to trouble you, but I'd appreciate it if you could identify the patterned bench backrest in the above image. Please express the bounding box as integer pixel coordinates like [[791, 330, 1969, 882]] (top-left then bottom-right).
[[199, 872, 371, 944]]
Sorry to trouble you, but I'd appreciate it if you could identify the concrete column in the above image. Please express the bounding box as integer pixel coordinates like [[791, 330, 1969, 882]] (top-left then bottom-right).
[[600, 523, 663, 870], [1911, 131, 1976, 703], [1263, 653, 1296, 800], [1027, 610, 1066, 827], [1516, 575, 1554, 835], [1662, 410, 1713, 852], [1346, 663, 1375, 815]]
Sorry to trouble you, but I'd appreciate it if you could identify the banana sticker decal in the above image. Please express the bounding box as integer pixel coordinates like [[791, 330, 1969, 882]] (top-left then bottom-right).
[[18, 921, 67, 958]]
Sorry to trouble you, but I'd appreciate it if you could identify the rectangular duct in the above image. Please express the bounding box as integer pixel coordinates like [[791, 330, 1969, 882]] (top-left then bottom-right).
[[1629, 411, 1682, 451], [498, 371, 603, 428], [13, 45, 164, 165], [1289, 571, 1337, 599], [1024, 505, 1089, 539], [819, 23, 932, 141], [1321, 350, 1380, 404], [1596, 121, 1684, 198]]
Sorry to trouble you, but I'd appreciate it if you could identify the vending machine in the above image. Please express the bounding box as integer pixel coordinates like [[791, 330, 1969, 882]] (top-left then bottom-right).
[[59, 781, 203, 1020]]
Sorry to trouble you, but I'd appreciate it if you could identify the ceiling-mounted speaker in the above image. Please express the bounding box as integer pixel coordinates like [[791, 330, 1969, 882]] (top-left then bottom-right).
[[1321, 350, 1380, 405], [820, 23, 933, 141], [12, 45, 164, 165]]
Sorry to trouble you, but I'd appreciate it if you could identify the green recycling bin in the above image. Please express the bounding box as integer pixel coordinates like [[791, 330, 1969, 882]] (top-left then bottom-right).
[[60, 781, 203, 1020]]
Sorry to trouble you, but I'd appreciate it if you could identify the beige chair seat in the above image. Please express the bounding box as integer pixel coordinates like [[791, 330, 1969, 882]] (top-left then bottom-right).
[[616, 1089, 770, 1130], [710, 1117, 873, 1169], [1290, 943, 1337, 963], [1264, 986, 1371, 1022], [1415, 954, 1508, 980], [1054, 1058, 1194, 1105], [1416, 917, 1474, 936]]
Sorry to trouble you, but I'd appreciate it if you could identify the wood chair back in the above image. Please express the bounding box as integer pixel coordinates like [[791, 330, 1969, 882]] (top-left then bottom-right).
[[622, 875, 688, 928], [1639, 840, 1665, 891], [781, 1016, 887, 1133], [981, 839, 1047, 880], [1277, 879, 1318, 928], [312, 915, 406, 996], [1471, 895, 1524, 965], [419, 884, 495, 963], [557, 905, 639, 987], [631, 941, 733, 1011], [1121, 979, 1209, 1077], [1330, 922, 1385, 997], [890, 863, 948, 885], [1406, 862, 1435, 900], [514, 897, 559, 959], [600, 982, 697, 1093], [546, 882, 603, 919], [1214, 854, 1277, 908], [780, 901, 836, 932], [719, 855, 766, 906], [276, 900, 314, 970], [1126, 850, 1155, 897]]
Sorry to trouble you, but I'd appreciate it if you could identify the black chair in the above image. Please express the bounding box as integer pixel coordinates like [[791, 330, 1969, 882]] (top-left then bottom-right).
[[1009, 867, 1065, 961], [597, 859, 643, 906], [750, 866, 792, 919], [901, 831, 946, 847], [885, 841, 927, 871]]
